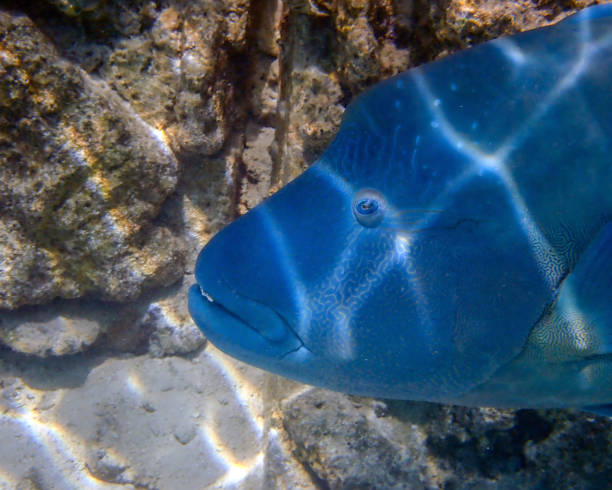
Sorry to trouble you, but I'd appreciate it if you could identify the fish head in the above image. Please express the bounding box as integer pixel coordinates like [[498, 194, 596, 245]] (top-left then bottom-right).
[[189, 70, 552, 401], [189, 140, 466, 400], [188, 161, 379, 386], [188, 153, 432, 396]]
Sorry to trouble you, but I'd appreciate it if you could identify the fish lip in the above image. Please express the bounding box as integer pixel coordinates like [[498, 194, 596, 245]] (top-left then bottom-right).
[[195, 285, 263, 337], [193, 276, 301, 346], [188, 282, 305, 362]]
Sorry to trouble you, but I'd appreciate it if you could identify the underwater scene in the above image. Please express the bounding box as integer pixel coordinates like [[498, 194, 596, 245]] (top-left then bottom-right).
[[0, 0, 611, 488]]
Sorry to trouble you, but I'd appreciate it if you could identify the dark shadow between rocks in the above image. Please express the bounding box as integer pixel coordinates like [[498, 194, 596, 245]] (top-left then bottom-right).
[[426, 409, 554, 479], [0, 346, 106, 390], [385, 398, 447, 425]]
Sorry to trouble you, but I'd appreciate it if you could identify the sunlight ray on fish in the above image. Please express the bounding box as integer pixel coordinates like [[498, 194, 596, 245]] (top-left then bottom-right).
[[411, 69, 562, 286], [257, 207, 310, 335]]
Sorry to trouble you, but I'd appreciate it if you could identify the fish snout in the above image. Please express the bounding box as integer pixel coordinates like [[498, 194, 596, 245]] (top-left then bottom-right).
[[190, 209, 303, 358]]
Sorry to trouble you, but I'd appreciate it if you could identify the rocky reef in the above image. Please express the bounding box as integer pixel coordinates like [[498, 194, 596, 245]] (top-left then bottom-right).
[[0, 10, 183, 310], [0, 0, 609, 488], [282, 390, 611, 489]]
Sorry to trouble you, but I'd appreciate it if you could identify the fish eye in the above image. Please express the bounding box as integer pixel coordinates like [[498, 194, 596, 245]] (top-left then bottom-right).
[[353, 189, 386, 228]]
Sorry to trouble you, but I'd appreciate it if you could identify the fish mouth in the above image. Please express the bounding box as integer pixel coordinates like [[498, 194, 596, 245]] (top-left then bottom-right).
[[188, 278, 304, 360], [195, 281, 291, 342]]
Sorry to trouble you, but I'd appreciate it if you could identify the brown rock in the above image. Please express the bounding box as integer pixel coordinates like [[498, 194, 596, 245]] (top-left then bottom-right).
[[0, 10, 184, 308]]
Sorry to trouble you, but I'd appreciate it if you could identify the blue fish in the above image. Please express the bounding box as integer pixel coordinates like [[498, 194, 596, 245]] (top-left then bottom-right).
[[189, 5, 612, 413]]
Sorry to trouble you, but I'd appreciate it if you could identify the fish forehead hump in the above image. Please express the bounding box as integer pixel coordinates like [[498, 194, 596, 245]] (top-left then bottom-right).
[[312, 7, 612, 398], [328, 6, 612, 197]]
